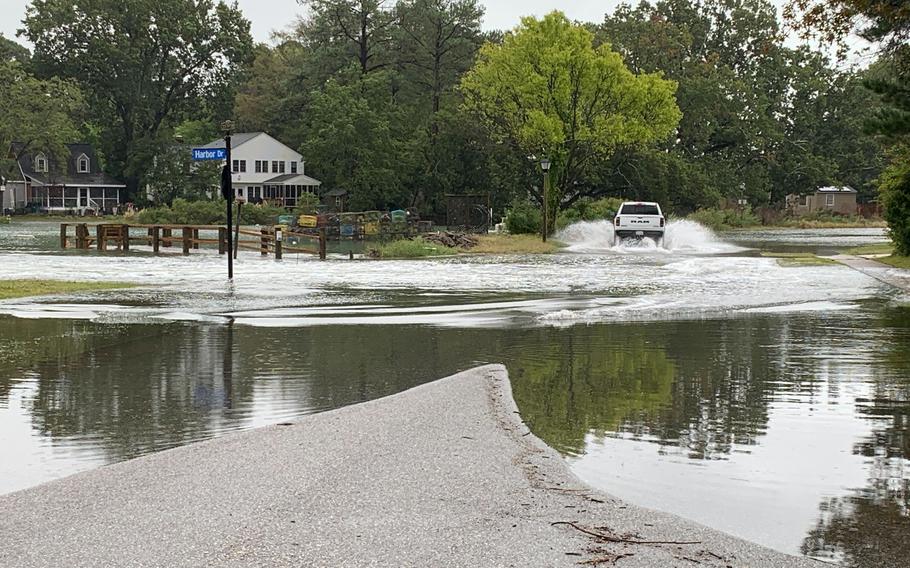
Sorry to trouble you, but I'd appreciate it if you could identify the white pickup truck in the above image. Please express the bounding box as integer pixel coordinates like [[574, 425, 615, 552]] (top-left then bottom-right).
[[614, 202, 666, 241]]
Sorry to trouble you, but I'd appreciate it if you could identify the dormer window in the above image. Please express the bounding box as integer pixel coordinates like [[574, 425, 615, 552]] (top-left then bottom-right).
[[35, 153, 48, 173], [77, 153, 90, 173]]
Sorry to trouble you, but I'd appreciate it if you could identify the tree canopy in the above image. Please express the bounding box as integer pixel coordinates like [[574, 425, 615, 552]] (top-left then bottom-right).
[[22, 0, 254, 197], [461, 12, 682, 211]]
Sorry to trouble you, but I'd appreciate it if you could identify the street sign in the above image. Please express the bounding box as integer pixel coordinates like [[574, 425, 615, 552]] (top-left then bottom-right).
[[192, 148, 227, 161]]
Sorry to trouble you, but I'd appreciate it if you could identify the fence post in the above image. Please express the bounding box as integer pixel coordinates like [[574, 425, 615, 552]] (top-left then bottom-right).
[[260, 228, 269, 256], [193, 228, 200, 250], [182, 227, 191, 255], [60, 224, 68, 249], [274, 227, 283, 260], [162, 228, 172, 248], [96, 224, 104, 251], [319, 228, 327, 261], [76, 224, 88, 249], [121, 225, 129, 252], [152, 226, 160, 254], [218, 227, 226, 254]]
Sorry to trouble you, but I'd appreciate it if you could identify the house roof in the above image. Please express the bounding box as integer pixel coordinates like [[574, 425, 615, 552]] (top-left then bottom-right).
[[9, 142, 126, 187], [264, 173, 322, 186], [324, 188, 348, 197], [817, 186, 857, 193], [200, 132, 262, 149]]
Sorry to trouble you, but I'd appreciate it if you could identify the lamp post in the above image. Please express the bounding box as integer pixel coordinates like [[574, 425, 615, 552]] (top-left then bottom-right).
[[540, 157, 551, 242], [220, 121, 234, 280]]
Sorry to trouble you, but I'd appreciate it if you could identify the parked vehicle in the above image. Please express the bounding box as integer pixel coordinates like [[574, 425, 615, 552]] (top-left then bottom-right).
[[614, 202, 665, 241]]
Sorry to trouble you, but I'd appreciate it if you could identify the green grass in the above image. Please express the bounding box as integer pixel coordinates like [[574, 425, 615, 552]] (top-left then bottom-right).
[[0, 279, 135, 300], [472, 234, 563, 254], [759, 251, 837, 266], [878, 255, 910, 269], [372, 237, 459, 259], [845, 242, 895, 256]]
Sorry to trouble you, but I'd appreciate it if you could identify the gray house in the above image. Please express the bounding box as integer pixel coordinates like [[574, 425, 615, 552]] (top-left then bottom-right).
[[5, 143, 126, 214]]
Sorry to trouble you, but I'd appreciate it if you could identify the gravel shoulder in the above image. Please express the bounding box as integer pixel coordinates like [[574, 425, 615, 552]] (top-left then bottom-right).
[[0, 365, 819, 567]]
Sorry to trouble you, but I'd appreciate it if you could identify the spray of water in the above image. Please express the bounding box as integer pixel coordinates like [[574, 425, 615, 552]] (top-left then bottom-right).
[[556, 219, 740, 254]]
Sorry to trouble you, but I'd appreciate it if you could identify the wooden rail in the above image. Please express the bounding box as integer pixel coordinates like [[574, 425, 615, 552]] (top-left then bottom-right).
[[60, 223, 326, 260]]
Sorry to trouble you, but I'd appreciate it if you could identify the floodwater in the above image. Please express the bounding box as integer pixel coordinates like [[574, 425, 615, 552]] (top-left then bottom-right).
[[1, 220, 908, 567]]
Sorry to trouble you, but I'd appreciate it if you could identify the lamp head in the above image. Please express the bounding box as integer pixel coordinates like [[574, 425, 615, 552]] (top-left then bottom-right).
[[540, 157, 551, 172]]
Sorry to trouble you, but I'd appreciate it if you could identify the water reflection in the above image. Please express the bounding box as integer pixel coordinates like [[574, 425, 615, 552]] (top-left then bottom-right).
[[1, 306, 908, 566]]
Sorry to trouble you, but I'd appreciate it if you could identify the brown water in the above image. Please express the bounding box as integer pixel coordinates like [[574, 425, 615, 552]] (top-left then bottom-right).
[[0, 221, 906, 566]]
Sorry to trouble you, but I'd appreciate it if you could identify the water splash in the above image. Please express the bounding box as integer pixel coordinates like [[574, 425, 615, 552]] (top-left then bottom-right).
[[556, 219, 741, 255]]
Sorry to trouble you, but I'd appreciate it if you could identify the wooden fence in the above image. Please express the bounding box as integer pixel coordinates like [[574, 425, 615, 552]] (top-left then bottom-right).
[[60, 223, 326, 260]]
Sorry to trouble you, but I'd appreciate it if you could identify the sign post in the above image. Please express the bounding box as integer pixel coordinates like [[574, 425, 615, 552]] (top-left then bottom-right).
[[221, 125, 234, 280], [193, 129, 234, 279]]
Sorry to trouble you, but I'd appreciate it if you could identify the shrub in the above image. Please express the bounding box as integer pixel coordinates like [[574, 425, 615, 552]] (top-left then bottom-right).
[[504, 198, 542, 234], [880, 157, 910, 256], [240, 203, 287, 225], [135, 198, 288, 226], [557, 197, 623, 228], [293, 193, 320, 215], [688, 207, 759, 230]]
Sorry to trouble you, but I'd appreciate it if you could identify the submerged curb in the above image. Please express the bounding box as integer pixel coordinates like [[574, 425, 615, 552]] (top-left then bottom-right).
[[0, 365, 817, 567]]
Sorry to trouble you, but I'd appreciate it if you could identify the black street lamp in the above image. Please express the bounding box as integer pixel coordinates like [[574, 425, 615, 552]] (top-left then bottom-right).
[[221, 120, 235, 280], [540, 157, 551, 242]]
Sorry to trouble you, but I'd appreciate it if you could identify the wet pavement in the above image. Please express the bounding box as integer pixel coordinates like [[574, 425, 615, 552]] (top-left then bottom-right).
[[0, 219, 907, 566]]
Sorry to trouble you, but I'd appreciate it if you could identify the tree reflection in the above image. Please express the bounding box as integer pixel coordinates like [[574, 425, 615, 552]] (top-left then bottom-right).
[[802, 306, 910, 567]]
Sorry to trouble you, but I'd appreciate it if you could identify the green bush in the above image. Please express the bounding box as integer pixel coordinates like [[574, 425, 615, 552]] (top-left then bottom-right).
[[881, 157, 910, 256], [293, 193, 320, 216], [374, 237, 458, 258], [240, 203, 287, 225], [135, 198, 288, 226], [557, 197, 623, 228], [504, 198, 542, 234], [688, 207, 759, 230]]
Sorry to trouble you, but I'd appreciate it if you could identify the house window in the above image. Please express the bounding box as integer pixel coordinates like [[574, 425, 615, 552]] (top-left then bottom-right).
[[77, 153, 90, 173], [254, 160, 261, 173], [239, 160, 246, 173], [279, 161, 285, 174], [232, 160, 239, 173], [826, 194, 835, 207], [801, 195, 809, 206], [272, 161, 279, 173], [35, 153, 48, 173], [290, 161, 298, 174]]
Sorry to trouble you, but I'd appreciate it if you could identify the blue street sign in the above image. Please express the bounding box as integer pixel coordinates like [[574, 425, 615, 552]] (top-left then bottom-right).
[[192, 148, 227, 161]]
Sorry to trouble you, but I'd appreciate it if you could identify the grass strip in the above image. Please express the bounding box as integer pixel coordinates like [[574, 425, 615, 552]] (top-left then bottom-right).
[[0, 279, 136, 300], [471, 234, 562, 254]]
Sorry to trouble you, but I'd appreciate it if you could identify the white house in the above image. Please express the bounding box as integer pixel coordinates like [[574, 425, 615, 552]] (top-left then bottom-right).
[[199, 132, 321, 207]]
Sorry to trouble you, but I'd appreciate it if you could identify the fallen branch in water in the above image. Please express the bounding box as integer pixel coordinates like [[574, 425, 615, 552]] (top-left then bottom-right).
[[552, 521, 701, 545]]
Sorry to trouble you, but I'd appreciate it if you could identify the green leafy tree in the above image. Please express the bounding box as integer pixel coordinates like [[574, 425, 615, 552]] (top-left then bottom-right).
[[22, 0, 254, 199], [461, 11, 682, 222], [0, 60, 83, 179], [301, 73, 412, 210], [297, 0, 397, 78], [145, 146, 221, 206], [0, 35, 30, 65]]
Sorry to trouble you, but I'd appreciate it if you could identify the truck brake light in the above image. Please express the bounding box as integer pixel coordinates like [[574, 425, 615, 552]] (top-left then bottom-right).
[[660, 217, 665, 227], [615, 217, 621, 226]]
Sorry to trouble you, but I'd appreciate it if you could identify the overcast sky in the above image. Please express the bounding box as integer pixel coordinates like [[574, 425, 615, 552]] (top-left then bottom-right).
[[0, 0, 625, 44]]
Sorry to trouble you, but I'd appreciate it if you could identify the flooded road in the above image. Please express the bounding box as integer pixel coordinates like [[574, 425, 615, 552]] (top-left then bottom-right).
[[1, 220, 907, 566]]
